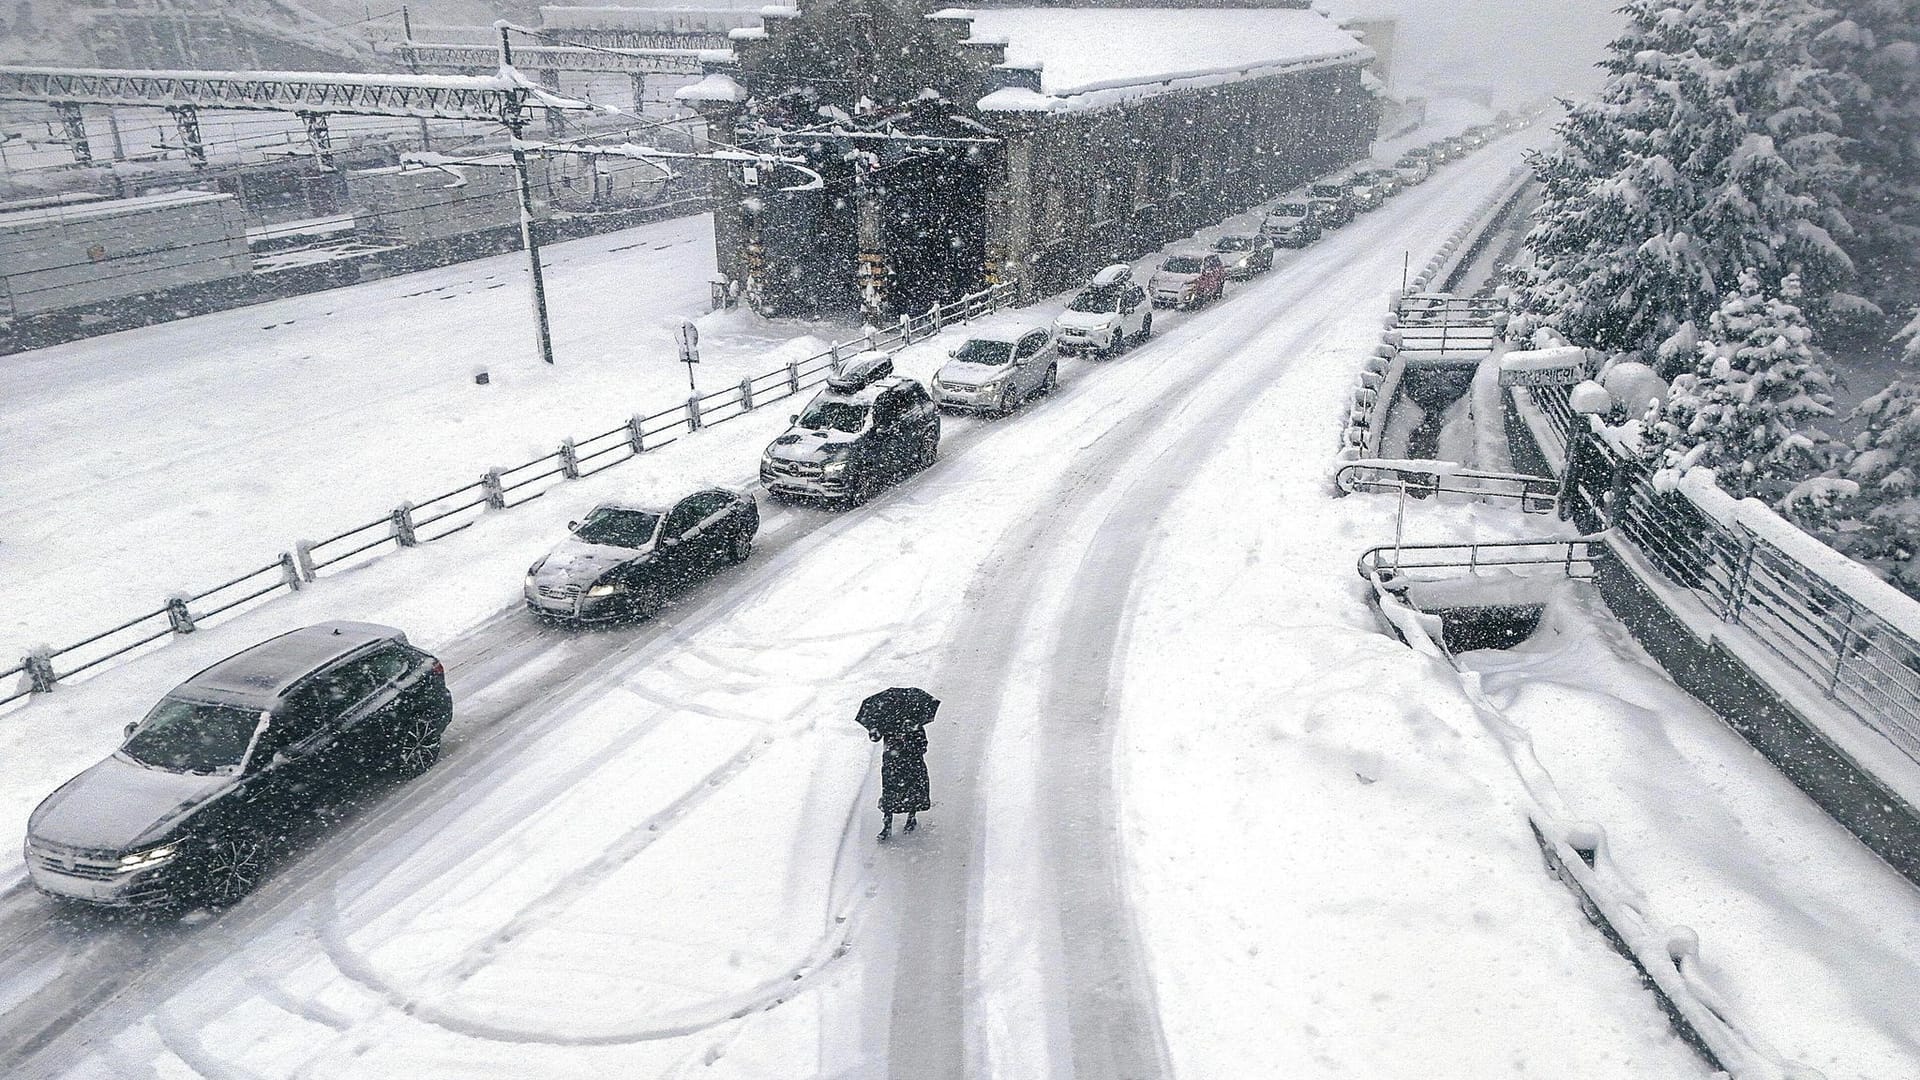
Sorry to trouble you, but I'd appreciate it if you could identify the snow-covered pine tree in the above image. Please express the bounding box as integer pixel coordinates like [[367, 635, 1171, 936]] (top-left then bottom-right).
[[1511, 0, 1723, 365], [1651, 269, 1839, 500], [1813, 1, 1920, 320], [1513, 0, 1856, 372], [1820, 378, 1920, 591]]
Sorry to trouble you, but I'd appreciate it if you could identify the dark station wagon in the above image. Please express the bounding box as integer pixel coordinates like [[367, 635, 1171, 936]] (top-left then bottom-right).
[[24, 622, 452, 909]]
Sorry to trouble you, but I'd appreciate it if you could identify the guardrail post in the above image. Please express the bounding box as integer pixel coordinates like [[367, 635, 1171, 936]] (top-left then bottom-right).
[[898, 313, 912, 344], [1723, 533, 1754, 623], [739, 377, 755, 412], [1829, 609, 1856, 696], [22, 650, 56, 694], [558, 439, 580, 480], [391, 503, 418, 546], [931, 301, 944, 331], [787, 361, 801, 395], [165, 596, 196, 635], [482, 468, 507, 510], [293, 540, 317, 582], [687, 393, 703, 431], [627, 415, 646, 453], [279, 551, 303, 591]]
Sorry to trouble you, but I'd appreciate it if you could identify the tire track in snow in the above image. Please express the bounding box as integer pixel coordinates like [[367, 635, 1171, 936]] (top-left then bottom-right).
[[880, 143, 1539, 1078]]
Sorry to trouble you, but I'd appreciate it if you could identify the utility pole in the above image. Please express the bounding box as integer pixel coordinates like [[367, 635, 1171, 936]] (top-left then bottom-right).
[[401, 6, 431, 150], [500, 24, 556, 365]]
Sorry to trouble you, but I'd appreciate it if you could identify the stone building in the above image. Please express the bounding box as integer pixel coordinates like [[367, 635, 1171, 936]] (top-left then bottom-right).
[[679, 3, 1378, 320]]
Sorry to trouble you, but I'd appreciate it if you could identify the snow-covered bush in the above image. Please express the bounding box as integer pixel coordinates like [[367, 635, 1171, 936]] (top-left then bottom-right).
[[1813, 378, 1920, 593]]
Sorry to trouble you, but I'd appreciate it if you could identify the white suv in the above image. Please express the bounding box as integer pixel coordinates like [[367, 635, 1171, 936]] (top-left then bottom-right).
[[1052, 264, 1152, 356], [932, 327, 1059, 415]]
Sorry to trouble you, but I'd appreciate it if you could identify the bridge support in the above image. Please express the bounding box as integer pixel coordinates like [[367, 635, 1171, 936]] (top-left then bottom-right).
[[55, 102, 91, 165], [300, 111, 334, 169], [630, 73, 648, 113], [167, 104, 205, 168]]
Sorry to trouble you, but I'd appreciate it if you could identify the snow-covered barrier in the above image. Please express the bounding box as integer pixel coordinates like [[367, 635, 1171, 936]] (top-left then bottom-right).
[[1510, 380, 1920, 884], [1369, 580, 1821, 1080], [0, 282, 1018, 710]]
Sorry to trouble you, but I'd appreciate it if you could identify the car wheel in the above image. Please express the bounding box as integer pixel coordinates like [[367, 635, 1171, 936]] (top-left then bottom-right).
[[1136, 313, 1154, 344], [194, 830, 270, 908], [728, 525, 753, 564], [918, 431, 939, 469], [1042, 364, 1059, 395], [846, 469, 871, 509], [392, 713, 444, 775], [1098, 332, 1120, 359], [998, 383, 1019, 417]]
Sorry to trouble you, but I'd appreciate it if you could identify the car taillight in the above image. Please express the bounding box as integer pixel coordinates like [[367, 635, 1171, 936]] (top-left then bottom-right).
[[430, 660, 446, 677]]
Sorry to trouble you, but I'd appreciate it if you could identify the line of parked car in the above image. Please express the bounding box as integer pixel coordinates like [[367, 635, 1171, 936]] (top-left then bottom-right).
[[22, 116, 1532, 913]]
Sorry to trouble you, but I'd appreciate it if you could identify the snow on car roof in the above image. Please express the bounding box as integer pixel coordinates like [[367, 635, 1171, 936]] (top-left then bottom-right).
[[968, 325, 1047, 344], [956, 8, 1372, 113]]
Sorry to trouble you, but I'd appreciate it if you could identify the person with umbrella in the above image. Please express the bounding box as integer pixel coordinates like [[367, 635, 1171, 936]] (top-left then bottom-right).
[[856, 687, 938, 841]]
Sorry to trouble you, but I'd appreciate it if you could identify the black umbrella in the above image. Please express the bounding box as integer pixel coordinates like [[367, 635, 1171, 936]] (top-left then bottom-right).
[[855, 687, 940, 737]]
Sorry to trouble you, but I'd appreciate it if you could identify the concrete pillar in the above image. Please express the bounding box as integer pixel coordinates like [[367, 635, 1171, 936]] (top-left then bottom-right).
[[56, 103, 92, 166], [694, 100, 754, 307], [630, 72, 648, 114], [539, 69, 566, 137], [855, 165, 890, 322], [988, 121, 1038, 303]]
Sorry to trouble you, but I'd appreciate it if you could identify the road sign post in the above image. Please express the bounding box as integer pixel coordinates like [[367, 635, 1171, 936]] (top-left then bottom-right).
[[676, 320, 700, 391]]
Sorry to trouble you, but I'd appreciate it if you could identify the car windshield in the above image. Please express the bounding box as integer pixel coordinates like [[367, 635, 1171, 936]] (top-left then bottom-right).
[[1068, 287, 1120, 314], [122, 698, 262, 774], [1214, 237, 1253, 251], [1310, 185, 1342, 197], [573, 507, 660, 548], [952, 339, 1015, 366], [798, 399, 871, 433], [1162, 257, 1203, 274], [1274, 203, 1309, 216]]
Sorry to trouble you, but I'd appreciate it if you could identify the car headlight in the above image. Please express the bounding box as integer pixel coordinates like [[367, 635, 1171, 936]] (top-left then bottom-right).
[[119, 843, 180, 868], [585, 581, 625, 598], [821, 458, 850, 477]]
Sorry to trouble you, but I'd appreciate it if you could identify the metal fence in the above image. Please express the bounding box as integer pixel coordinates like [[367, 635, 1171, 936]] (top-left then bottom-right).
[[1, 282, 1016, 709], [1533, 383, 1920, 765], [1356, 536, 1602, 584], [1392, 294, 1504, 360]]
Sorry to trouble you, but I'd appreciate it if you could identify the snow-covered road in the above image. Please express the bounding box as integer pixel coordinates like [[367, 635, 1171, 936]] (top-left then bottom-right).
[[3, 114, 1912, 1079]]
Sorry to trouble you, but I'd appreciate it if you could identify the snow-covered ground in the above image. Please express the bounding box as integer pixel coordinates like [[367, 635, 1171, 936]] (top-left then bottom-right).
[[0, 114, 1912, 1078]]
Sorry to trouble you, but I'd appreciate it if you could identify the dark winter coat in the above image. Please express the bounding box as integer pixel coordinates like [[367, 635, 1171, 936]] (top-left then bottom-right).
[[875, 725, 932, 814]]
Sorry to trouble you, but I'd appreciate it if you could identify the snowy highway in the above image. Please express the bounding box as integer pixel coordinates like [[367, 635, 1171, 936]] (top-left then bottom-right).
[[2, 119, 1916, 1079]]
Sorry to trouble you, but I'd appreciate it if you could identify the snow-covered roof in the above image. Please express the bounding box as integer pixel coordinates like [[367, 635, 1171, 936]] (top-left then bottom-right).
[[945, 8, 1373, 114], [0, 189, 234, 229], [676, 72, 749, 103]]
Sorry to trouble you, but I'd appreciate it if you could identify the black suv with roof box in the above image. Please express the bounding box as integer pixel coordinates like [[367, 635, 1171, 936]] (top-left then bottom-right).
[[760, 352, 940, 507], [24, 622, 452, 909]]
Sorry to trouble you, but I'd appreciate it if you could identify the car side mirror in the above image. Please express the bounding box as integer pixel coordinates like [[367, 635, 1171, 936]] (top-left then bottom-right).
[[123, 721, 137, 739], [271, 751, 290, 767], [790, 414, 799, 424], [568, 520, 580, 531], [663, 537, 680, 548], [946, 348, 958, 358]]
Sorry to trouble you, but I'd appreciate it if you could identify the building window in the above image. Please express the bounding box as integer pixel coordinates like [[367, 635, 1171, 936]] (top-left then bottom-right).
[[1089, 179, 1113, 226], [1168, 154, 1184, 191], [1133, 161, 1153, 210]]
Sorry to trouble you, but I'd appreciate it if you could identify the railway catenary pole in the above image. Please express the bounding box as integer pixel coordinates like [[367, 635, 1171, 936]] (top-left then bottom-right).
[[400, 6, 432, 150], [499, 23, 556, 366]]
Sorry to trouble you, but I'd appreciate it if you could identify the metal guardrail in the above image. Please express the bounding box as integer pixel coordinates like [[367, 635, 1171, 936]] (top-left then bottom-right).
[[1392, 293, 1503, 359], [1334, 459, 1557, 512], [1356, 536, 1603, 584], [4, 282, 1016, 708], [1536, 382, 1920, 764]]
